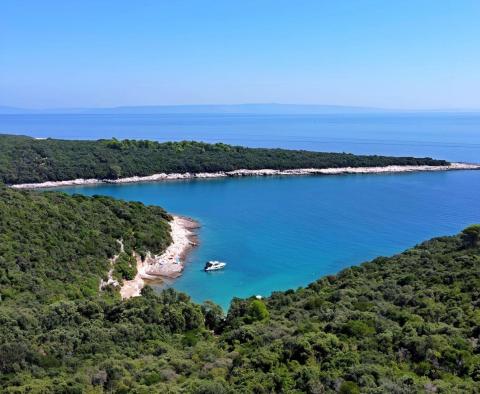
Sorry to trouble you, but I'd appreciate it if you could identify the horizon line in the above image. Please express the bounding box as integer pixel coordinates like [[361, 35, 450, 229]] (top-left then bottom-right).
[[1, 103, 480, 113]]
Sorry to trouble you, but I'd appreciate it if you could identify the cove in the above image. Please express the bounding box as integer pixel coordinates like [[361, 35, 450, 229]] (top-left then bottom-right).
[[56, 170, 480, 309]]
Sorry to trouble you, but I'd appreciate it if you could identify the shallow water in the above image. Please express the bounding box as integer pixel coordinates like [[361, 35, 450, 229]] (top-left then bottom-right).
[[57, 170, 480, 309]]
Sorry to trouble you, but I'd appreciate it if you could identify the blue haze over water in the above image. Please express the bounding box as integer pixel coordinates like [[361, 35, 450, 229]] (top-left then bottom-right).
[[1, 112, 480, 162], [2, 113, 479, 308]]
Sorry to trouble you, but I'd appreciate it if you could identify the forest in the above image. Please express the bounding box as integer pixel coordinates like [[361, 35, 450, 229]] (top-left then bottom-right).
[[0, 185, 479, 393], [0, 134, 449, 184]]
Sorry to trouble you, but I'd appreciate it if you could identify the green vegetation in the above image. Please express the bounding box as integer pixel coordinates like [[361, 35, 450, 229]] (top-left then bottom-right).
[[113, 253, 138, 282], [0, 185, 171, 305], [461, 224, 480, 248], [0, 134, 448, 184], [0, 186, 478, 392]]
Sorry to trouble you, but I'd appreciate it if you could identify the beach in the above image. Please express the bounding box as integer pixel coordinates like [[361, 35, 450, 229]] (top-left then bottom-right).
[[10, 162, 480, 189], [120, 215, 199, 299]]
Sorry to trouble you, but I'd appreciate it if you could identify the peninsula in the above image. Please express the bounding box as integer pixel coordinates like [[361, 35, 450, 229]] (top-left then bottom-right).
[[0, 134, 466, 186]]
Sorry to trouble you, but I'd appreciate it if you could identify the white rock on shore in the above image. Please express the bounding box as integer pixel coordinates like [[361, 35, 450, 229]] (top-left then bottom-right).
[[11, 178, 103, 189], [10, 163, 480, 189], [119, 216, 198, 299]]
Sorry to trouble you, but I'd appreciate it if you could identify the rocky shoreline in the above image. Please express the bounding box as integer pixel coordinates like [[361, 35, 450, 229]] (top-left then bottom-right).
[[120, 216, 199, 299], [10, 163, 480, 189]]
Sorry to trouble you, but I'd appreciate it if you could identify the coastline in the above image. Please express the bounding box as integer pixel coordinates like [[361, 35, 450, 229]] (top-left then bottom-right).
[[10, 162, 480, 189], [120, 215, 199, 299]]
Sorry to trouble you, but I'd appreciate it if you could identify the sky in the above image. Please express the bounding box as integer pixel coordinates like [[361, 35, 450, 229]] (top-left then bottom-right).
[[1, 1, 480, 110]]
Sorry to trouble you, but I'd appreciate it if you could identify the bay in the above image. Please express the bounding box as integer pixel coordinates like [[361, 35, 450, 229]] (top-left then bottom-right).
[[7, 112, 479, 308], [56, 170, 480, 309]]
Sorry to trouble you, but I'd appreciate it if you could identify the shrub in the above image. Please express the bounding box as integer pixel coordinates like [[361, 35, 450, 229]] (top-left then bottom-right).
[[246, 300, 269, 323]]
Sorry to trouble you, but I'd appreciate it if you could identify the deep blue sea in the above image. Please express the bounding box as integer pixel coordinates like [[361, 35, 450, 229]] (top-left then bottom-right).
[[1, 112, 480, 162], [3, 113, 479, 308]]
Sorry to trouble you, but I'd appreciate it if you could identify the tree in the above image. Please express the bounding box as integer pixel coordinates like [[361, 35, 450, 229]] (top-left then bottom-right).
[[461, 224, 480, 248], [339, 381, 360, 394], [202, 301, 224, 332], [246, 300, 269, 323], [107, 164, 122, 179]]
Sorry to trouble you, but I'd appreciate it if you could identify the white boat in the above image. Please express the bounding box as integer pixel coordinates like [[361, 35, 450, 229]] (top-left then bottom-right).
[[204, 261, 226, 271]]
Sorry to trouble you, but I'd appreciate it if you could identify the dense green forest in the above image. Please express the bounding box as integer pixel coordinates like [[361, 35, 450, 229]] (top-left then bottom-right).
[[0, 186, 479, 393], [0, 186, 172, 306], [0, 134, 448, 184]]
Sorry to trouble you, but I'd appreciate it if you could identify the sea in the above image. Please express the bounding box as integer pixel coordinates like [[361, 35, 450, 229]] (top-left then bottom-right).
[[1, 112, 479, 308]]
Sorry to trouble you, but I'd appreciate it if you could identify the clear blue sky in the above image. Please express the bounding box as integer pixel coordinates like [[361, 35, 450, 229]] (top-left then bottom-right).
[[1, 1, 479, 109]]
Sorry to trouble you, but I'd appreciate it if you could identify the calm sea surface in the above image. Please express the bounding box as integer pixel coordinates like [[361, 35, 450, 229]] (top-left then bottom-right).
[[5, 113, 479, 308], [1, 112, 480, 162], [56, 171, 480, 309]]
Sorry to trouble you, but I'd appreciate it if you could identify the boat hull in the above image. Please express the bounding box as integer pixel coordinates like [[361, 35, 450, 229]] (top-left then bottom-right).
[[204, 261, 226, 271]]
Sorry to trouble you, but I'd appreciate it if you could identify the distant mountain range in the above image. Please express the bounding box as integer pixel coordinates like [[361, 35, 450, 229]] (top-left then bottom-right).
[[0, 104, 478, 115], [0, 104, 397, 115]]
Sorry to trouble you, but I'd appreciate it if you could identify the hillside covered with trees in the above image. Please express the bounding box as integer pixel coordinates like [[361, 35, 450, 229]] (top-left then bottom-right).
[[0, 134, 448, 184], [0, 186, 479, 392]]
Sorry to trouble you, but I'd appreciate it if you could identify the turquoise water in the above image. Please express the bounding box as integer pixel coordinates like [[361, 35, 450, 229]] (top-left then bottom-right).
[[8, 112, 480, 308], [2, 112, 480, 162], [57, 170, 480, 309]]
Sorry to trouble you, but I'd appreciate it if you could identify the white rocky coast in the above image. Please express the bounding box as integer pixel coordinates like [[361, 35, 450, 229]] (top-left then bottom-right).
[[120, 216, 199, 299], [10, 162, 480, 189]]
